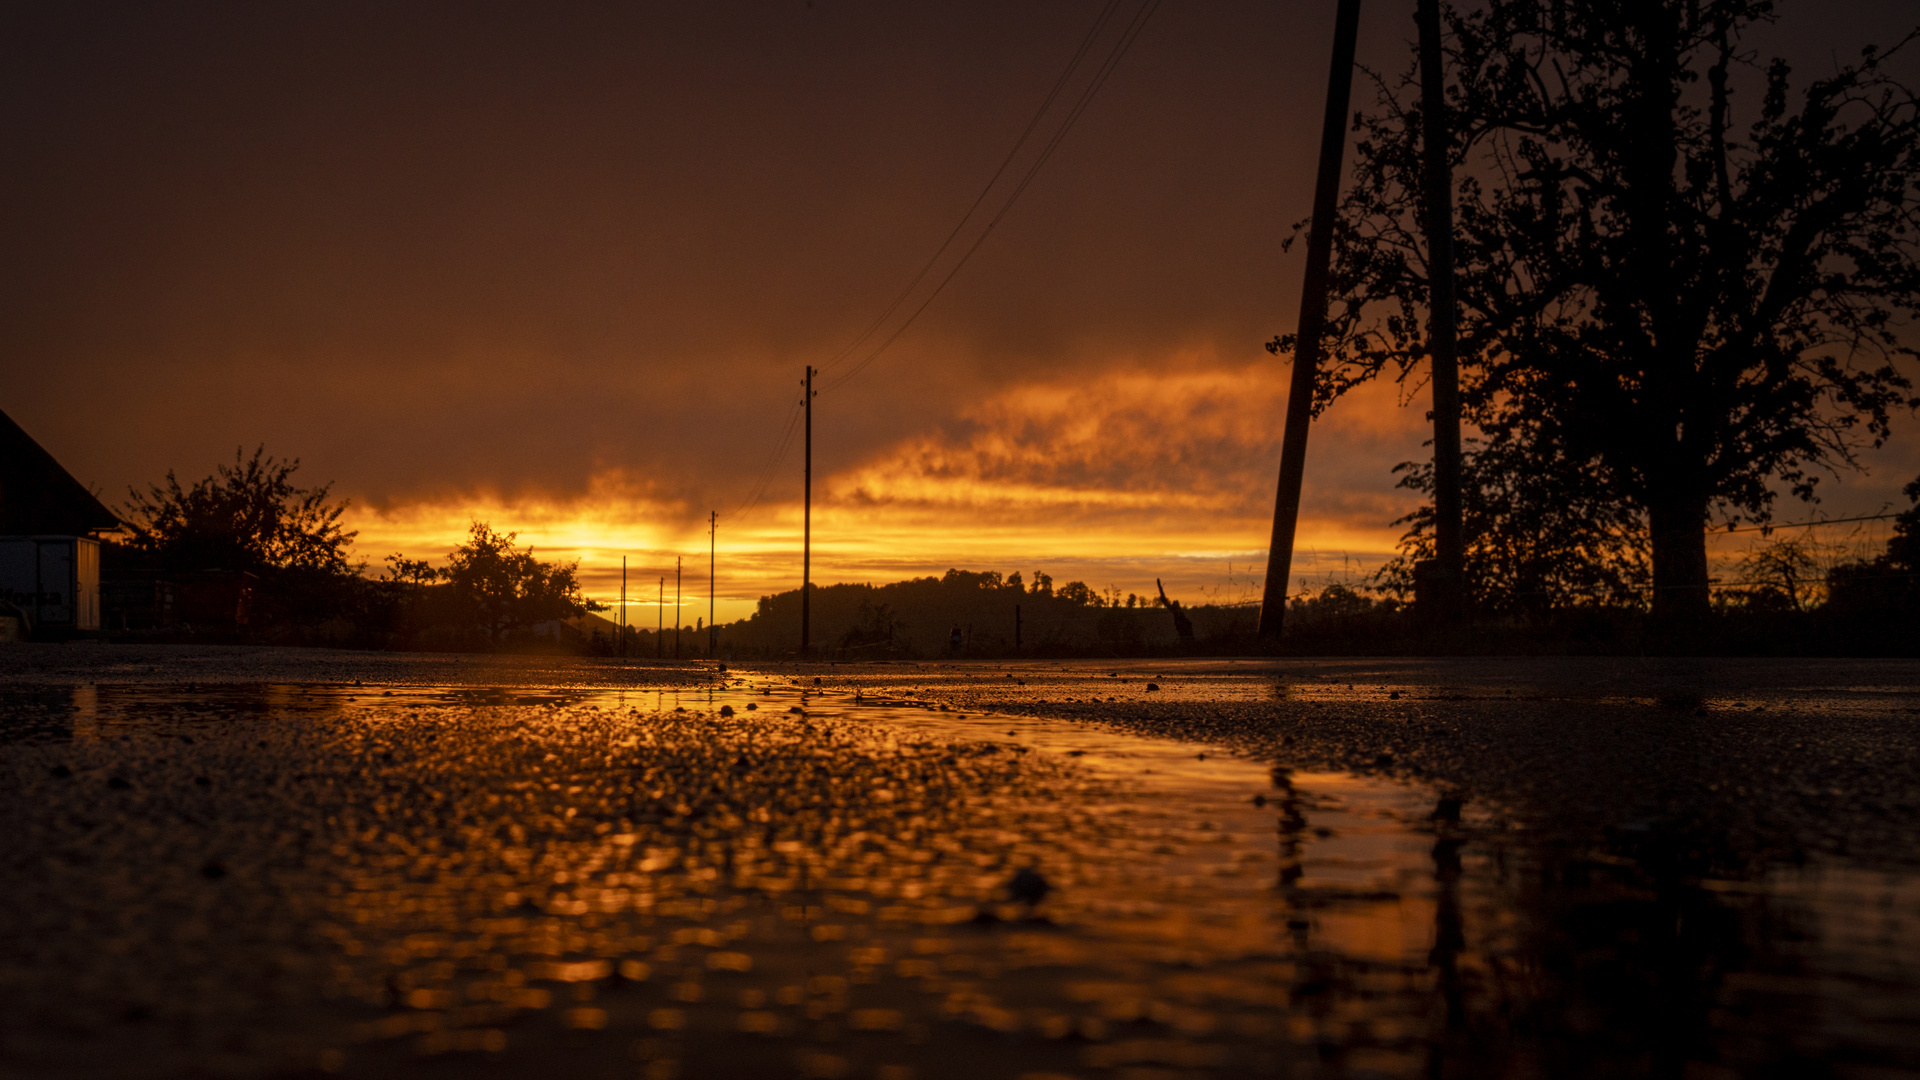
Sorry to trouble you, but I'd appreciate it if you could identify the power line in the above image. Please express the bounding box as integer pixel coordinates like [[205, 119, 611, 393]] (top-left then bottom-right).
[[1722, 512, 1902, 534], [814, 0, 1128, 382], [727, 396, 806, 521], [818, 0, 1163, 395], [718, 0, 1160, 528]]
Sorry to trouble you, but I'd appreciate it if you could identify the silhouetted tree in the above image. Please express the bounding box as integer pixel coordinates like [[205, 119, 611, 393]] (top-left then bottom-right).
[[382, 554, 438, 587], [1733, 534, 1819, 610], [1287, 582, 1376, 621], [1057, 580, 1100, 606], [940, 568, 1003, 590], [1381, 438, 1650, 615], [124, 446, 356, 574], [1282, 0, 1920, 616], [432, 522, 590, 641]]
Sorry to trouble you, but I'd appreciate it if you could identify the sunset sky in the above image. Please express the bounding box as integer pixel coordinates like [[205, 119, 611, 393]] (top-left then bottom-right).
[[4, 0, 1917, 625]]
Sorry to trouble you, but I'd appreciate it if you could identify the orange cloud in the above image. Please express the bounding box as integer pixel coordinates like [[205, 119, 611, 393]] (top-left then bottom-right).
[[343, 354, 1437, 620], [831, 354, 1426, 556]]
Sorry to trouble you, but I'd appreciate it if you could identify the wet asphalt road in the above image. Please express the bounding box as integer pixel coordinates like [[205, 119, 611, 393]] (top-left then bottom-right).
[[811, 656, 1920, 872], [1, 645, 1917, 1080]]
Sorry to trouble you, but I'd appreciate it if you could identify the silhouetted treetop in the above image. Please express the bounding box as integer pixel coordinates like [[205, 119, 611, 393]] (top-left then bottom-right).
[[423, 522, 592, 640], [124, 446, 355, 575]]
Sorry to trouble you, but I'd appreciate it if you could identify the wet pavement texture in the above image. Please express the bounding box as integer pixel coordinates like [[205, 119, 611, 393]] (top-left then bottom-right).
[[0, 648, 1917, 1079]]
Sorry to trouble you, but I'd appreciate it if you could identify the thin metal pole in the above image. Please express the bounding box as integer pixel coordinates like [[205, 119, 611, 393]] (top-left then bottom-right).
[[674, 556, 682, 660], [709, 511, 717, 658], [1258, 0, 1364, 639], [620, 556, 627, 657], [1419, 0, 1465, 623], [801, 365, 813, 657]]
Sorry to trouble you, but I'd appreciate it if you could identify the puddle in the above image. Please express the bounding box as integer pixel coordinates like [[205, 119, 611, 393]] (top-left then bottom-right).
[[2, 675, 1918, 1077]]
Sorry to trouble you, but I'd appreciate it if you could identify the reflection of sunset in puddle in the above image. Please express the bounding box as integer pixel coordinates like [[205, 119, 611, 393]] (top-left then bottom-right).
[[2, 676, 1918, 1078]]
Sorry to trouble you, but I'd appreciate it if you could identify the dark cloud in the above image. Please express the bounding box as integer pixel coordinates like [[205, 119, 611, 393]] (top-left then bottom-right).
[[1, 0, 1913, 541]]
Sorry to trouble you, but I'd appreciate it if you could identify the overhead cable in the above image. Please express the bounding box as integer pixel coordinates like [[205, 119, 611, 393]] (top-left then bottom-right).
[[815, 0, 1129, 379], [727, 396, 806, 520], [818, 0, 1163, 394]]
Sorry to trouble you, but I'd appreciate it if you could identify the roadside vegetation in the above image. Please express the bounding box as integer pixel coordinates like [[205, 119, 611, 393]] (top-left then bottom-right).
[[1291, 0, 1920, 619], [100, 446, 1920, 657], [109, 448, 595, 650]]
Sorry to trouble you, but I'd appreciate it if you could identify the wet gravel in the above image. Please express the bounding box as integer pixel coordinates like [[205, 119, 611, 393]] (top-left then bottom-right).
[[3, 647, 1918, 1080], [0, 680, 1115, 1078], [2, 649, 1397, 1080], [0, 643, 718, 691], [807, 657, 1920, 874]]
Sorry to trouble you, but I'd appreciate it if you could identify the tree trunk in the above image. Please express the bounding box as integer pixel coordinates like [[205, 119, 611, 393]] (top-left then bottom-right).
[[1647, 489, 1710, 619]]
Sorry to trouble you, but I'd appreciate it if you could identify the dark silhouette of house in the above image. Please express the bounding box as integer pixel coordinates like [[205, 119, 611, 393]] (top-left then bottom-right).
[[1, 407, 123, 634], [1, 408, 121, 536]]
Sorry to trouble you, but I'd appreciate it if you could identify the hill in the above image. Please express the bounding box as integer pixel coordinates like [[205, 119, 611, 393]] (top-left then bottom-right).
[[619, 569, 1245, 660]]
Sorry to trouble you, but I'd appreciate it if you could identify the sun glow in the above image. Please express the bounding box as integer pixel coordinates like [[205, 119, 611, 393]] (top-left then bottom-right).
[[344, 361, 1433, 621]]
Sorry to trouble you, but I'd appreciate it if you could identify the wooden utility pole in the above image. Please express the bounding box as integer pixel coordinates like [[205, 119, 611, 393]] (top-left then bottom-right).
[[656, 577, 664, 658], [1418, 0, 1466, 623], [801, 365, 814, 657], [674, 556, 682, 659], [619, 556, 628, 657], [708, 511, 717, 657], [1258, 0, 1364, 640]]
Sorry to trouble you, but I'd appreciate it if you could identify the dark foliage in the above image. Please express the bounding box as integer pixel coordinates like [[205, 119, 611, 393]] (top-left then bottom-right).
[[123, 446, 355, 576], [1279, 0, 1920, 616], [1380, 439, 1650, 616], [115, 447, 370, 633], [386, 522, 593, 643], [706, 568, 1168, 659], [1824, 475, 1920, 633], [1278, 584, 1406, 650], [110, 450, 593, 649]]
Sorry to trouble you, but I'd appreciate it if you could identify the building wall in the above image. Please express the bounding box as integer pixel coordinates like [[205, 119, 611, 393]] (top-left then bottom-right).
[[0, 536, 102, 632]]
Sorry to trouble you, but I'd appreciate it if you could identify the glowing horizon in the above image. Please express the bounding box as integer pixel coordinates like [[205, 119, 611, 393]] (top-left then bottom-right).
[[343, 363, 1424, 624], [338, 350, 1914, 625]]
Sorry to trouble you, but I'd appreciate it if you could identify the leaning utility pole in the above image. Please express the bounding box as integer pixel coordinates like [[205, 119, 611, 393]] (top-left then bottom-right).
[[801, 365, 814, 657], [1258, 0, 1363, 640], [1418, 0, 1466, 624], [674, 556, 682, 659], [708, 511, 717, 658]]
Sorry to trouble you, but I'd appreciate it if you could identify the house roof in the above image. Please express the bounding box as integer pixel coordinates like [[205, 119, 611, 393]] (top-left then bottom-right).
[[0, 408, 124, 536]]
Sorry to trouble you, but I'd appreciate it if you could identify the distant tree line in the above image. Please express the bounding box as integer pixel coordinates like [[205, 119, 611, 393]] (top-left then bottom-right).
[[104, 440, 1920, 656], [707, 567, 1188, 660]]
